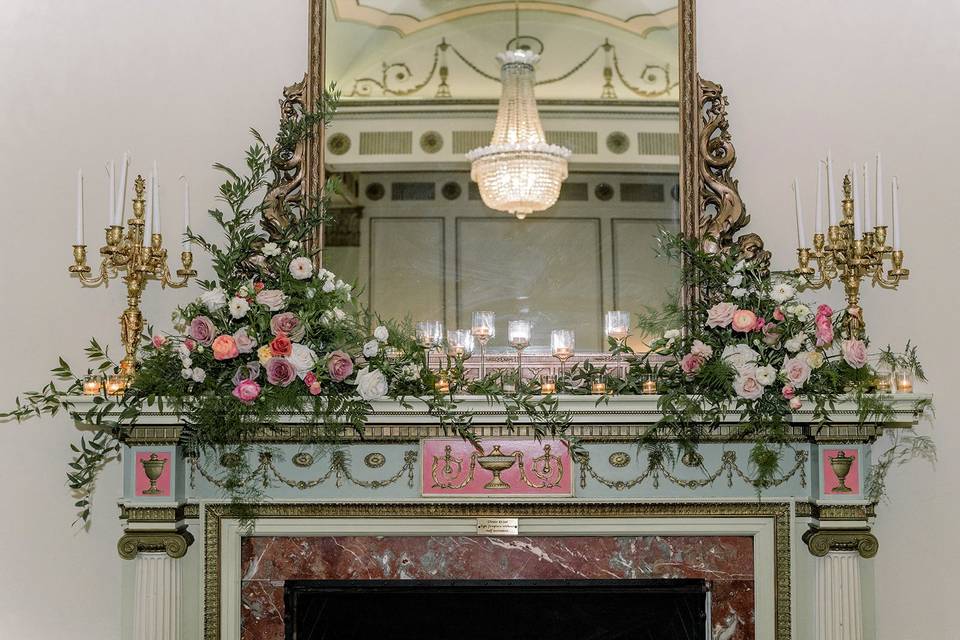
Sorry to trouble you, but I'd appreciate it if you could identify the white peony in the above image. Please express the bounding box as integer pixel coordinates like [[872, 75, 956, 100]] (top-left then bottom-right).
[[199, 287, 227, 312], [363, 340, 379, 358], [755, 365, 777, 386], [261, 242, 281, 257], [373, 325, 389, 342], [727, 274, 743, 288], [784, 335, 805, 353], [289, 256, 314, 280], [191, 368, 206, 383], [228, 297, 250, 319], [399, 363, 422, 381], [355, 366, 389, 400], [770, 282, 797, 303], [721, 344, 759, 374], [288, 343, 318, 377]]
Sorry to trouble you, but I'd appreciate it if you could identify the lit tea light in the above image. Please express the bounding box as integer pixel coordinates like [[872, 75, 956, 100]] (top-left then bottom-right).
[[105, 374, 126, 396], [550, 329, 575, 361], [895, 372, 913, 393], [641, 377, 658, 395], [539, 374, 556, 395], [82, 375, 102, 396], [604, 310, 631, 342], [508, 320, 531, 349], [446, 329, 475, 359], [591, 381, 607, 395], [470, 311, 495, 344], [434, 373, 450, 394]]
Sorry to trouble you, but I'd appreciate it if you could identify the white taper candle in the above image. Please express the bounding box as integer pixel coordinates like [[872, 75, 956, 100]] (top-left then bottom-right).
[[826, 150, 837, 226], [180, 175, 191, 251], [152, 161, 161, 235], [875, 153, 884, 227], [143, 172, 153, 245], [815, 161, 823, 235], [892, 177, 901, 250], [107, 161, 115, 226], [862, 162, 872, 230], [76, 169, 84, 245], [793, 179, 806, 248], [115, 152, 129, 225], [852, 167, 862, 237]]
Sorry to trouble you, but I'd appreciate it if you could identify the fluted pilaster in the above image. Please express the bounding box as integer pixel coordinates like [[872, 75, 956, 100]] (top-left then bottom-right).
[[815, 551, 863, 640], [133, 552, 181, 640]]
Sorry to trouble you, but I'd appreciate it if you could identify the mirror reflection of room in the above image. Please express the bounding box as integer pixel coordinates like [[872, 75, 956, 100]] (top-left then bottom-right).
[[323, 1, 680, 352]]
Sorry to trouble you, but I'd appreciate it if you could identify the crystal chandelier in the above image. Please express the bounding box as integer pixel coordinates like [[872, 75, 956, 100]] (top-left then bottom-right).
[[467, 49, 571, 219]]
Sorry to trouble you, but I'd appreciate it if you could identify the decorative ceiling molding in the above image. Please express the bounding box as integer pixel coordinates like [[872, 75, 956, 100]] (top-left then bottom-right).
[[331, 0, 678, 37]]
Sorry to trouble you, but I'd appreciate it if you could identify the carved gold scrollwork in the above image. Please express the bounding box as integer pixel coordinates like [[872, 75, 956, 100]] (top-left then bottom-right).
[[514, 444, 565, 489], [431, 445, 478, 489], [803, 527, 879, 559], [117, 528, 195, 560], [262, 77, 307, 241]]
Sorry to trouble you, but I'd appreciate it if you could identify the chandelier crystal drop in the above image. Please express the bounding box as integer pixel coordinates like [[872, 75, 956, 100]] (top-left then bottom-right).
[[467, 50, 571, 219]]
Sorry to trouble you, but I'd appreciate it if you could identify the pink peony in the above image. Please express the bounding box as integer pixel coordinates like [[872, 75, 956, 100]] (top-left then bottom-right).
[[232, 379, 261, 404], [270, 312, 305, 341], [265, 357, 297, 386], [233, 327, 256, 354], [731, 309, 758, 333], [705, 302, 737, 328], [782, 356, 812, 388], [815, 314, 834, 347], [327, 350, 354, 382], [789, 396, 803, 410], [188, 315, 216, 346], [152, 335, 168, 349], [782, 385, 796, 399], [212, 335, 239, 361], [680, 353, 705, 376], [733, 371, 765, 400], [690, 339, 714, 359], [841, 339, 868, 369]]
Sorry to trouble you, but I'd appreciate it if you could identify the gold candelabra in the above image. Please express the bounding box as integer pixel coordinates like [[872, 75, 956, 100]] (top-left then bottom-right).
[[69, 175, 195, 377], [795, 174, 908, 338]]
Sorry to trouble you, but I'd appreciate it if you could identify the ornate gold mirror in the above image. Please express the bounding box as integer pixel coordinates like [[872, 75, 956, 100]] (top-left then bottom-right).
[[273, 0, 755, 353]]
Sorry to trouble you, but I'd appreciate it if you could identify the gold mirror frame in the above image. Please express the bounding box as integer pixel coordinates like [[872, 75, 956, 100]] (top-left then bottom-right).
[[264, 0, 765, 271]]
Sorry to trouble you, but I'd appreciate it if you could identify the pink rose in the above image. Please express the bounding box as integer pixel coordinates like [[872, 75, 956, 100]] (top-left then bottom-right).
[[773, 308, 785, 322], [782, 356, 812, 388], [782, 385, 796, 399], [184, 338, 197, 352], [815, 314, 834, 347], [690, 339, 713, 359], [841, 339, 868, 369], [706, 302, 737, 328], [762, 322, 782, 346], [789, 396, 803, 410], [233, 327, 256, 354], [731, 309, 758, 333], [733, 371, 764, 400], [152, 335, 168, 349], [304, 371, 318, 387], [309, 382, 322, 396], [265, 357, 297, 386], [680, 353, 705, 375], [270, 312, 305, 341], [327, 350, 354, 382], [255, 289, 288, 311], [232, 379, 261, 404], [188, 315, 216, 346], [212, 335, 239, 361], [269, 333, 293, 357]]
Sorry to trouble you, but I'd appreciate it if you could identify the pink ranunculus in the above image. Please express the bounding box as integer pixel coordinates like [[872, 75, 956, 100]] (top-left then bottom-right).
[[152, 335, 168, 349], [680, 353, 705, 376], [782, 356, 812, 388], [188, 315, 217, 346], [782, 385, 796, 400], [841, 339, 868, 369], [232, 379, 261, 404], [731, 309, 758, 333], [212, 335, 240, 361], [690, 339, 714, 359], [815, 314, 834, 347], [789, 396, 803, 410], [773, 308, 785, 322], [265, 357, 297, 386], [327, 350, 354, 382], [270, 312, 305, 341], [233, 327, 256, 354], [733, 371, 765, 400], [705, 302, 737, 328]]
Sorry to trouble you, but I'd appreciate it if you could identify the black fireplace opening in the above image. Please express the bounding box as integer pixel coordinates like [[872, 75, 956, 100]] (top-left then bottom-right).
[[284, 579, 710, 640]]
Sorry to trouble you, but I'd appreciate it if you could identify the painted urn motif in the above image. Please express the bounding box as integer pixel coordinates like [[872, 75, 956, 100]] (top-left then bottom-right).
[[140, 453, 167, 495], [477, 445, 516, 490], [828, 450, 855, 493]]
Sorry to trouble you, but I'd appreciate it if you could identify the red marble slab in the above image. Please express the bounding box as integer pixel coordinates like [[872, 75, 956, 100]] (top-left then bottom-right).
[[241, 535, 755, 640]]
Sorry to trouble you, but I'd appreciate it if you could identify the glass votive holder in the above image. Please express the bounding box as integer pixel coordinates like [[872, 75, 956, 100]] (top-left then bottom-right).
[[105, 374, 126, 397], [471, 311, 496, 344], [591, 380, 607, 395], [508, 320, 532, 349], [550, 329, 575, 361], [434, 371, 450, 394], [416, 320, 444, 348], [82, 374, 103, 396], [539, 374, 557, 395], [641, 375, 658, 395], [895, 370, 914, 393], [446, 329, 475, 359], [604, 310, 631, 342]]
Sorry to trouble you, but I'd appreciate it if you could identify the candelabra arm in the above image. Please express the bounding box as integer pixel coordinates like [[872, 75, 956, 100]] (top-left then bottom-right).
[[159, 251, 196, 289], [69, 245, 110, 286]]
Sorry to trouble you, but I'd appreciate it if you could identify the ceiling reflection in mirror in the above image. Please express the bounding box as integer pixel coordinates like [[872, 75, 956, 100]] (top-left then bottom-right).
[[322, 0, 680, 352]]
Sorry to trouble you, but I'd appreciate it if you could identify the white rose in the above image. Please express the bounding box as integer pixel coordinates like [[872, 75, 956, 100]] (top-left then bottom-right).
[[755, 365, 776, 386], [228, 297, 250, 319], [721, 344, 759, 374], [373, 325, 389, 342], [336, 279, 351, 291], [733, 370, 765, 400], [262, 242, 281, 257], [255, 289, 287, 311], [664, 329, 681, 340], [288, 343, 318, 376], [177, 343, 191, 359], [289, 256, 314, 280], [322, 279, 336, 293], [199, 287, 227, 312], [770, 282, 797, 303], [399, 363, 422, 381], [363, 340, 379, 358], [180, 356, 192, 369], [355, 366, 389, 400], [727, 274, 743, 288], [732, 287, 747, 298], [317, 268, 334, 281], [784, 335, 804, 353], [191, 368, 206, 383], [180, 368, 193, 379]]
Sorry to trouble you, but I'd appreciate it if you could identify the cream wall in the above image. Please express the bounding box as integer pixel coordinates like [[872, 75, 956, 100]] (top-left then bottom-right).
[[0, 1, 956, 639]]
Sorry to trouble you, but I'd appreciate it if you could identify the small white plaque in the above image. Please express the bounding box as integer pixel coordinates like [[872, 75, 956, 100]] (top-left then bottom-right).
[[476, 517, 519, 536]]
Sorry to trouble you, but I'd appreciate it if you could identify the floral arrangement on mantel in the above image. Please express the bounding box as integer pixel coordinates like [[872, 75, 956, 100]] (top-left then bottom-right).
[[0, 94, 933, 523]]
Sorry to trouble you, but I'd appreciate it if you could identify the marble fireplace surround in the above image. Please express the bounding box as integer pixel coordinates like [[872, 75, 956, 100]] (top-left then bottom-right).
[[212, 505, 783, 639]]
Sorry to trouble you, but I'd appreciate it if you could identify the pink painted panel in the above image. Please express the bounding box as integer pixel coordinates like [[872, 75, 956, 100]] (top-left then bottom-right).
[[822, 448, 861, 496], [421, 438, 572, 496], [135, 451, 171, 497]]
